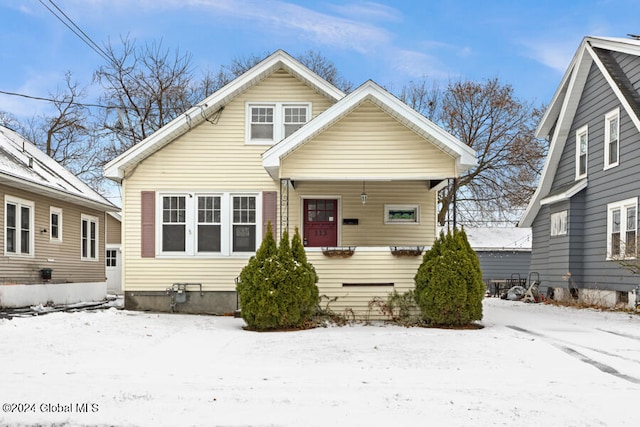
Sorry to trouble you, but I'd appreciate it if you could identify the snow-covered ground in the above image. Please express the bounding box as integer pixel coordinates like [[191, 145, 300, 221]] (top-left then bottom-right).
[[1, 298, 639, 427]]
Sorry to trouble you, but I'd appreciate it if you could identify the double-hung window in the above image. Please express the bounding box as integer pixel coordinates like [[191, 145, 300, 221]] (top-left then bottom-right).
[[81, 214, 99, 261], [607, 198, 637, 259], [247, 103, 310, 144], [604, 108, 620, 169], [5, 196, 34, 256], [575, 125, 588, 179], [158, 193, 259, 256], [232, 196, 256, 252]]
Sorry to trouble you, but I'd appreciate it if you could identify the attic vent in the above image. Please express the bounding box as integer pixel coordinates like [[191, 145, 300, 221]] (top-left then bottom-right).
[[627, 33, 640, 40]]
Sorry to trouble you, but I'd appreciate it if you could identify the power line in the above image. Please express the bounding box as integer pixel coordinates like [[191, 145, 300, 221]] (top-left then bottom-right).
[[38, 0, 113, 65], [0, 89, 110, 109]]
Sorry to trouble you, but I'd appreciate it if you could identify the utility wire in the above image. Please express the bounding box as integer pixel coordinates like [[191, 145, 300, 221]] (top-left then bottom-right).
[[0, 89, 110, 109], [38, 0, 113, 66]]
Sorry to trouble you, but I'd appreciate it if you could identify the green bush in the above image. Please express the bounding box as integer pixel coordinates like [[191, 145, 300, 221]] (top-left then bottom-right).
[[414, 228, 484, 326], [236, 223, 319, 330]]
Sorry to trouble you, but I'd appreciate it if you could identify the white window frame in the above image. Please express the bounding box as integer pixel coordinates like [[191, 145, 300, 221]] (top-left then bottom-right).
[[575, 124, 588, 179], [4, 195, 35, 257], [604, 108, 620, 170], [607, 197, 637, 260], [384, 204, 420, 224], [156, 192, 262, 257], [550, 210, 568, 236], [50, 207, 63, 243], [81, 214, 99, 261], [245, 102, 311, 145]]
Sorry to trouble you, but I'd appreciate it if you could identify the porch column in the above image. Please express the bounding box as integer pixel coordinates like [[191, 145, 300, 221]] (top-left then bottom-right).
[[279, 178, 291, 239]]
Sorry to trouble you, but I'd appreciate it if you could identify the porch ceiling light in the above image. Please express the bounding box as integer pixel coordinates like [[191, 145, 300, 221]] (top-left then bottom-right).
[[361, 181, 368, 205]]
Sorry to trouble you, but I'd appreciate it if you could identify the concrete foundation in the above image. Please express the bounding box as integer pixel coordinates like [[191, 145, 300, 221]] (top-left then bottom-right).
[[552, 287, 637, 309], [125, 290, 238, 315], [0, 282, 107, 308]]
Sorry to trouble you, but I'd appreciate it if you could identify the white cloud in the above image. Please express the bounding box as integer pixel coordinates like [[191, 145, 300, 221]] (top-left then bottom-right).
[[329, 1, 402, 23], [391, 50, 451, 80], [519, 38, 578, 73]]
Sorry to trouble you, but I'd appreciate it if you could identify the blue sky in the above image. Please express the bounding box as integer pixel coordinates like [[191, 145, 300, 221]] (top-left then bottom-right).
[[1, 0, 640, 120]]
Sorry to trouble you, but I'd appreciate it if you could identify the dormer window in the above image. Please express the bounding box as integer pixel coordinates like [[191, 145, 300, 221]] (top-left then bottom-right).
[[575, 125, 588, 179], [246, 103, 310, 144]]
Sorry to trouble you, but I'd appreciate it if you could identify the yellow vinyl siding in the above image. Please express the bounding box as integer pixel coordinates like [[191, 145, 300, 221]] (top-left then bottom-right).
[[283, 181, 437, 246], [281, 100, 457, 179], [0, 185, 106, 284], [121, 70, 336, 292], [308, 250, 423, 317]]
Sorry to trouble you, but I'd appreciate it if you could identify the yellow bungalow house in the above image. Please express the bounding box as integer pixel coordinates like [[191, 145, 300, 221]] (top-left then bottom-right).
[[103, 50, 476, 316]]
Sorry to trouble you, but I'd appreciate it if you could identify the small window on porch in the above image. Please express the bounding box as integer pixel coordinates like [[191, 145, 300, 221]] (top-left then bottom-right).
[[384, 205, 420, 224]]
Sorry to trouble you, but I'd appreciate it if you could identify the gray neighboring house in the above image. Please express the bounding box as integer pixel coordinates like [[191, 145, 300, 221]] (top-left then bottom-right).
[[520, 36, 640, 308]]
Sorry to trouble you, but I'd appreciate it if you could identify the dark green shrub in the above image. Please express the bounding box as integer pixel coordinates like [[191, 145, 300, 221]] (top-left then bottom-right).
[[415, 228, 484, 326], [236, 223, 319, 330]]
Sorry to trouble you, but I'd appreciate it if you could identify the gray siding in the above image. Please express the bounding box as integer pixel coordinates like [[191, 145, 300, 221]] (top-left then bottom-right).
[[477, 250, 531, 282], [533, 53, 640, 293]]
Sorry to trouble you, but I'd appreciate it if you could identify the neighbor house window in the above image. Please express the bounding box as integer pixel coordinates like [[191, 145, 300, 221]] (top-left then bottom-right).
[[106, 249, 117, 267], [246, 103, 310, 144], [607, 198, 637, 259], [550, 210, 568, 236], [158, 192, 259, 256], [81, 214, 99, 261], [576, 125, 588, 179], [50, 207, 62, 242], [604, 108, 620, 169], [5, 196, 34, 256], [384, 205, 420, 224]]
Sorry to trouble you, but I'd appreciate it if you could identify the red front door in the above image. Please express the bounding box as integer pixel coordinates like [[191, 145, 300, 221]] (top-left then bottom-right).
[[303, 199, 338, 247]]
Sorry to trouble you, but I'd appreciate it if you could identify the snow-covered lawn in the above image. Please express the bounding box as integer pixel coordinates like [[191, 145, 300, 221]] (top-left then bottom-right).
[[1, 298, 639, 427]]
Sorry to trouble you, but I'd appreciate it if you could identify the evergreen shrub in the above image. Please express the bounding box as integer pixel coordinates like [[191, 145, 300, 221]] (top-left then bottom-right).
[[236, 223, 319, 330], [414, 228, 484, 326]]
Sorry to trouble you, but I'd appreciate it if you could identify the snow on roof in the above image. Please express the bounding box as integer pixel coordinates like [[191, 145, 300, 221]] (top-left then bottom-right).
[[462, 227, 532, 251], [0, 125, 115, 210]]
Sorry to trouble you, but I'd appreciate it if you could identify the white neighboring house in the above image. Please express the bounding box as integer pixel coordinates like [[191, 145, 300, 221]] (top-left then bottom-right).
[[106, 211, 122, 294]]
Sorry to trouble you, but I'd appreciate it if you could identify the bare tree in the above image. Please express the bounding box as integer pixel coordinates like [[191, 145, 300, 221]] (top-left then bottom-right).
[[0, 111, 19, 128], [436, 78, 546, 226], [16, 72, 107, 190], [296, 50, 353, 93], [94, 36, 195, 155], [400, 77, 546, 226]]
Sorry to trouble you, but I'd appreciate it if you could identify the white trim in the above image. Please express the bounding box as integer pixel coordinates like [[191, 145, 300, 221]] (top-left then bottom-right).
[[575, 124, 588, 180], [604, 107, 620, 170], [384, 204, 420, 224], [155, 191, 262, 258], [540, 179, 588, 206], [263, 81, 476, 179], [4, 195, 35, 257], [245, 102, 311, 145], [606, 197, 637, 260]]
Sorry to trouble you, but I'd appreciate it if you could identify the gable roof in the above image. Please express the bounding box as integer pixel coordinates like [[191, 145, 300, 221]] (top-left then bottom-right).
[[0, 126, 116, 211], [262, 80, 477, 178], [520, 36, 640, 227], [103, 50, 345, 182]]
